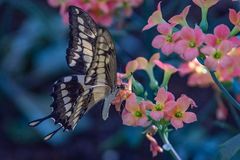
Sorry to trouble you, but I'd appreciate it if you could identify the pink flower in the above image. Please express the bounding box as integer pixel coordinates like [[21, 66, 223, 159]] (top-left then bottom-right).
[[175, 27, 204, 61], [201, 40, 234, 70], [205, 24, 230, 47], [125, 60, 139, 75], [149, 88, 175, 121], [169, 5, 191, 26], [122, 93, 150, 127], [168, 95, 197, 129], [216, 48, 240, 81], [142, 2, 165, 31], [178, 60, 212, 87], [146, 133, 163, 157], [229, 9, 240, 30], [154, 60, 178, 74], [152, 23, 180, 55], [193, 0, 219, 9]]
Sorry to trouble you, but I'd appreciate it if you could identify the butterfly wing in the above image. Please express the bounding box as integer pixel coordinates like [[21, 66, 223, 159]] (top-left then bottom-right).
[[29, 75, 111, 140], [66, 6, 98, 74], [84, 27, 117, 89]]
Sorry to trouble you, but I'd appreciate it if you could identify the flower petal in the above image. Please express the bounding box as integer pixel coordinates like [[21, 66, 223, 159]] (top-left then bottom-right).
[[183, 112, 197, 123], [152, 35, 165, 49], [171, 118, 183, 129], [214, 24, 230, 40]]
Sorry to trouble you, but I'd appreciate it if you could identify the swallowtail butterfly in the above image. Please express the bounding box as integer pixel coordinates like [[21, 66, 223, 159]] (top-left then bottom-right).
[[29, 6, 120, 140]]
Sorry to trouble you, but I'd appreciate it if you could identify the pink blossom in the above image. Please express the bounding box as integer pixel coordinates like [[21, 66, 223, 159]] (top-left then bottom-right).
[[152, 23, 180, 55], [205, 24, 230, 47], [175, 27, 204, 61], [127, 53, 160, 72], [122, 93, 151, 127], [168, 95, 197, 129], [169, 5, 191, 26], [146, 133, 163, 157], [149, 88, 175, 121], [201, 40, 234, 70], [154, 60, 178, 74], [178, 60, 213, 88], [192, 0, 219, 9], [125, 60, 138, 75], [229, 9, 240, 30], [216, 47, 240, 81], [142, 2, 165, 31]]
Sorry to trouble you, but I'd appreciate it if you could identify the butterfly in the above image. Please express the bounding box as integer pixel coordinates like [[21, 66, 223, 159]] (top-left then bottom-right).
[[29, 6, 120, 141]]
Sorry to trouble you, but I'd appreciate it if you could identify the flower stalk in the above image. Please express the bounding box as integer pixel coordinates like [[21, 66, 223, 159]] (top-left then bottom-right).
[[158, 128, 182, 160]]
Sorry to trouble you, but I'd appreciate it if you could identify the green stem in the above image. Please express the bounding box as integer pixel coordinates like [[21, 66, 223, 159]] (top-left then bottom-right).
[[146, 66, 159, 92], [160, 72, 172, 90], [158, 130, 181, 160], [200, 8, 208, 32], [197, 57, 240, 111], [230, 26, 240, 37], [209, 71, 240, 111]]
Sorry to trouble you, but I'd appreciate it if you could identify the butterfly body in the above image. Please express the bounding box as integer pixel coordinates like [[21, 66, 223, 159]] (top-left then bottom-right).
[[29, 6, 118, 140]]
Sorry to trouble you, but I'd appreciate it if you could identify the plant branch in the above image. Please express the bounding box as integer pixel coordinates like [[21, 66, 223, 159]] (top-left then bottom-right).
[[158, 130, 182, 160]]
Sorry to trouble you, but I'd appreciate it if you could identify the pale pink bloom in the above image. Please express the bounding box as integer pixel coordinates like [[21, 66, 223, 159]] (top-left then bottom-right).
[[142, 2, 165, 31], [169, 5, 191, 26], [175, 27, 204, 61], [120, 0, 143, 16], [216, 47, 240, 81], [192, 0, 219, 9], [201, 40, 234, 70], [125, 60, 138, 75], [154, 59, 178, 74], [129, 53, 160, 71], [149, 88, 175, 121], [122, 93, 150, 127], [146, 133, 163, 157], [178, 60, 213, 87], [229, 9, 240, 30], [152, 23, 180, 55], [168, 95, 197, 129]]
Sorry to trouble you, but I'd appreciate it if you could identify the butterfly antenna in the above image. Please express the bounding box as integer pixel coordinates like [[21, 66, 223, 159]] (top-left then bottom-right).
[[28, 115, 52, 127], [43, 126, 63, 141]]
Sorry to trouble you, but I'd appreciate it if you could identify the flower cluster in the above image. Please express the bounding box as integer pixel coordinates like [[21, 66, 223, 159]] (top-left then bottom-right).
[[121, 88, 197, 129], [113, 53, 197, 157], [144, 1, 240, 82], [111, 0, 240, 158], [48, 0, 143, 26]]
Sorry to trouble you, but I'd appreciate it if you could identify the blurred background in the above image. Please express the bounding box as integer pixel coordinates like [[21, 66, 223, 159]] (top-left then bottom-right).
[[0, 0, 240, 159]]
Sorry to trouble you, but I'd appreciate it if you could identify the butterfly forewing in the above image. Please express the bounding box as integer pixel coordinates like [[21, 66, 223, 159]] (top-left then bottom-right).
[[66, 6, 98, 74]]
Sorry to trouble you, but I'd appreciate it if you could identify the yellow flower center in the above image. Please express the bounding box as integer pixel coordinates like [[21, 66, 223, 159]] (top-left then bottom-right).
[[166, 35, 173, 43], [175, 111, 183, 118], [134, 111, 142, 117], [189, 41, 196, 48], [216, 38, 221, 45], [155, 104, 163, 111], [213, 51, 222, 59]]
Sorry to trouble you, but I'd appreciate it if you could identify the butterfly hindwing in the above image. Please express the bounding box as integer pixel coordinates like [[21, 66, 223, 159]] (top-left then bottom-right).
[[50, 75, 85, 128], [84, 27, 117, 89]]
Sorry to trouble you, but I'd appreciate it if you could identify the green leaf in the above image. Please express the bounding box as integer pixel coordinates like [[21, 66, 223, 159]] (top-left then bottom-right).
[[219, 133, 240, 160]]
